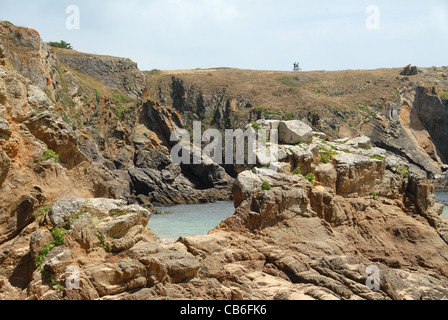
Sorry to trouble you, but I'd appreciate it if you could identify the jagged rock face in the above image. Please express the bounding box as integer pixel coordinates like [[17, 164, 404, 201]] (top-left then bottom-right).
[[157, 76, 252, 130], [56, 50, 147, 99], [0, 150, 10, 184], [367, 84, 447, 178], [0, 22, 234, 208], [0, 22, 59, 94], [1, 96, 448, 300], [0, 198, 204, 300], [1, 22, 448, 301], [149, 69, 448, 181], [0, 63, 127, 244], [405, 86, 448, 163], [10, 130, 441, 301]]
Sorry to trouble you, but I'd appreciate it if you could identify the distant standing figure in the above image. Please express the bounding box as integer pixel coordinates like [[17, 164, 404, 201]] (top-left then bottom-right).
[[293, 62, 301, 72]]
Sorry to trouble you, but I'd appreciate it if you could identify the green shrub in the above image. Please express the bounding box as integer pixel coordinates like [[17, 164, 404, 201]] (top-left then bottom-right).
[[97, 230, 109, 252], [293, 168, 302, 175], [262, 181, 272, 191], [35, 243, 56, 268], [364, 145, 373, 150], [114, 92, 133, 105], [250, 122, 261, 130], [47, 273, 65, 292], [254, 107, 283, 116], [35, 227, 66, 269], [319, 145, 338, 164], [94, 88, 101, 101], [370, 191, 378, 197], [401, 165, 410, 178], [35, 205, 51, 219], [47, 40, 72, 49], [320, 153, 330, 164], [305, 173, 315, 185], [440, 92, 448, 100], [115, 106, 134, 119], [38, 150, 59, 163], [51, 227, 66, 246]]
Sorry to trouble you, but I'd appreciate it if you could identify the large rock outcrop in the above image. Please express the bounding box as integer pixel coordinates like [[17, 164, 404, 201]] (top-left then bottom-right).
[[1, 22, 448, 301], [56, 49, 147, 99], [2, 121, 447, 300], [0, 23, 235, 208]]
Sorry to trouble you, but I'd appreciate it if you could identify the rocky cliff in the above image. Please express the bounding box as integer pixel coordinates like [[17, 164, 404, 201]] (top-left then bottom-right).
[[2, 119, 447, 300], [0, 21, 234, 209], [1, 22, 448, 300], [148, 67, 448, 183]]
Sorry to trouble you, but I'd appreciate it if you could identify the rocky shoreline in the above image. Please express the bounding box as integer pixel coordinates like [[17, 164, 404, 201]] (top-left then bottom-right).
[[1, 22, 448, 300]]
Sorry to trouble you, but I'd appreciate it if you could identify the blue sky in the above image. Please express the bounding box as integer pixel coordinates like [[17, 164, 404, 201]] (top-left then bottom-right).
[[0, 0, 447, 71]]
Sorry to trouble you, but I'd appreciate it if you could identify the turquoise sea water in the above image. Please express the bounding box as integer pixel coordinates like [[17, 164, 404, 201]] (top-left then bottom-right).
[[148, 201, 235, 241], [434, 190, 448, 216], [148, 191, 448, 241]]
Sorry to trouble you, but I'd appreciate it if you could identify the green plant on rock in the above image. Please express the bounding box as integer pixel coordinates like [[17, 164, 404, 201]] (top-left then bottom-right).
[[97, 230, 109, 252], [114, 92, 133, 105], [35, 243, 56, 269], [115, 106, 135, 119], [262, 181, 272, 191], [320, 153, 330, 164], [38, 149, 59, 163], [110, 211, 129, 217], [284, 112, 294, 121], [51, 227, 66, 246], [250, 122, 261, 130], [305, 173, 316, 185], [35, 227, 67, 270], [319, 145, 338, 164], [370, 191, 378, 198], [293, 168, 302, 175], [47, 272, 65, 292], [401, 165, 410, 178], [35, 205, 51, 219]]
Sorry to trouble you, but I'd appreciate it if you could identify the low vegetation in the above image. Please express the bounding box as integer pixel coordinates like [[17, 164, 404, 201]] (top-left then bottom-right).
[[262, 181, 272, 191], [34, 205, 51, 219], [110, 211, 129, 217], [305, 173, 316, 185], [113, 92, 135, 119], [47, 40, 73, 49], [35, 227, 66, 270], [38, 150, 59, 163]]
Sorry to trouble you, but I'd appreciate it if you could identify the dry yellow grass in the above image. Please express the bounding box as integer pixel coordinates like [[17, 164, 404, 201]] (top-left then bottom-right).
[[146, 67, 410, 114]]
